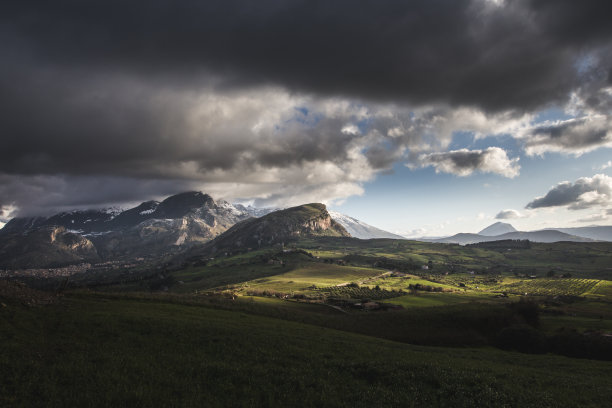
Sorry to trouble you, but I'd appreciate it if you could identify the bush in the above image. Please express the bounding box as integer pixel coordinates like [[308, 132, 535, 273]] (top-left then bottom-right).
[[549, 331, 612, 360], [508, 299, 540, 328]]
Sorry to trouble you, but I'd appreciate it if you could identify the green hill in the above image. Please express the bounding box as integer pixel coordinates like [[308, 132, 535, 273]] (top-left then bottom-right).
[[1, 293, 611, 407]]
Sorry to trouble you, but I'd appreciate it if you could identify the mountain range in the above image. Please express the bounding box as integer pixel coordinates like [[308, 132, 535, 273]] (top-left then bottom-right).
[[0, 192, 251, 268], [0, 192, 393, 269], [1, 192, 611, 270], [422, 222, 612, 245]]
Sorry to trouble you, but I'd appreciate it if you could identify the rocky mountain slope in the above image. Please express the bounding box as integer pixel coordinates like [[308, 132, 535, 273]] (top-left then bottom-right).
[[198, 203, 350, 255], [0, 192, 251, 268], [0, 226, 99, 269], [228, 206, 402, 240], [91, 192, 250, 259]]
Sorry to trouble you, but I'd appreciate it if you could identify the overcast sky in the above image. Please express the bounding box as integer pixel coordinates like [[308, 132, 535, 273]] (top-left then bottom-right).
[[1, 0, 611, 236]]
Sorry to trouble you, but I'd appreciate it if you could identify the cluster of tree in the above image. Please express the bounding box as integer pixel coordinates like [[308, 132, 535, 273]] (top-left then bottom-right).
[[246, 289, 288, 298], [322, 258, 348, 265], [408, 283, 450, 293], [148, 273, 176, 291], [371, 258, 420, 273], [546, 270, 572, 278], [468, 240, 531, 249], [495, 326, 612, 360], [489, 300, 612, 360]]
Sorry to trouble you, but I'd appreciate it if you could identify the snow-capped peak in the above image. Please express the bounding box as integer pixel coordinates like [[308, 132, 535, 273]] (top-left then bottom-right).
[[328, 210, 404, 239]]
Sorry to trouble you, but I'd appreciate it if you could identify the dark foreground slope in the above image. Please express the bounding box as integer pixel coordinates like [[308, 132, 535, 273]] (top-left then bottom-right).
[[1, 293, 611, 407]]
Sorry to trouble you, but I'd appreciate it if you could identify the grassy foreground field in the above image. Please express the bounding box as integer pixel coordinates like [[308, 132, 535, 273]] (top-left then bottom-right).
[[2, 293, 612, 407]]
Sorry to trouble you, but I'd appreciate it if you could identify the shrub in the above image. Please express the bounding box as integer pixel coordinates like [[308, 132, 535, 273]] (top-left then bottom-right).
[[508, 299, 540, 328]]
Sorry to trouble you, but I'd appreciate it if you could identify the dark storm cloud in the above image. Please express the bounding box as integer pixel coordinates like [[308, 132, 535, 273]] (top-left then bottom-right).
[[1, 0, 612, 216], [0, 66, 358, 176], [525, 174, 611, 210], [2, 0, 611, 111], [0, 174, 199, 217]]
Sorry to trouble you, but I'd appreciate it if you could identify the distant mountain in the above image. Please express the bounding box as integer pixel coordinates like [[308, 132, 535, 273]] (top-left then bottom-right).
[[233, 204, 278, 218], [198, 203, 349, 254], [328, 211, 404, 239], [478, 222, 517, 236], [431, 230, 595, 245], [497, 230, 594, 243], [552, 226, 612, 242], [419, 221, 612, 245], [428, 233, 483, 245]]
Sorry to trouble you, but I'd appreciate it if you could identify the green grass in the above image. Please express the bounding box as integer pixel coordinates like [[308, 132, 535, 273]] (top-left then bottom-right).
[[172, 262, 291, 293], [540, 314, 612, 333], [296, 237, 612, 280], [588, 280, 612, 299], [2, 293, 612, 407], [240, 263, 384, 294], [387, 292, 495, 308]]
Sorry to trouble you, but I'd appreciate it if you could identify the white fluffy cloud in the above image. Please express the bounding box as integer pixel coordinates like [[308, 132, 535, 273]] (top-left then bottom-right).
[[495, 209, 523, 219], [413, 147, 520, 178], [526, 174, 612, 210]]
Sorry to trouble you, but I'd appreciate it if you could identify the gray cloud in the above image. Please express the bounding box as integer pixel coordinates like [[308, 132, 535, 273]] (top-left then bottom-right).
[[495, 209, 523, 219], [1, 0, 612, 216], [414, 147, 520, 178], [524, 115, 612, 156], [0, 174, 199, 217], [0, 82, 435, 216], [526, 174, 612, 210]]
